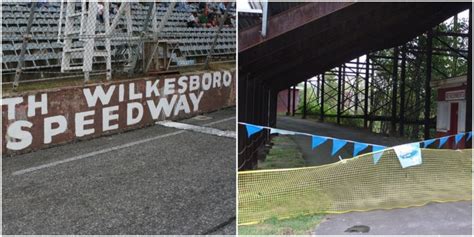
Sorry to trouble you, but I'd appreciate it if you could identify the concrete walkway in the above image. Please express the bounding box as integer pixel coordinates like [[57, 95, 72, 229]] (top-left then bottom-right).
[[313, 201, 472, 235], [277, 115, 412, 166], [276, 116, 472, 235]]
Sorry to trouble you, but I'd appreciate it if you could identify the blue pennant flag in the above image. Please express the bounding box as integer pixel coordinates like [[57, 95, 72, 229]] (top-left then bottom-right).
[[245, 124, 263, 138], [467, 132, 472, 141], [353, 142, 369, 157], [455, 133, 464, 145], [372, 145, 386, 164], [331, 139, 347, 156], [312, 136, 328, 150], [438, 136, 449, 148], [422, 139, 436, 148]]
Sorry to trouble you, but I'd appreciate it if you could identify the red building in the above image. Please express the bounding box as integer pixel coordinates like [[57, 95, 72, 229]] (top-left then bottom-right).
[[431, 75, 467, 148]]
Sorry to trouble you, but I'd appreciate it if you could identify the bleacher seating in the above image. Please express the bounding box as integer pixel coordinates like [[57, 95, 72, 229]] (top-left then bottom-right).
[[1, 1, 236, 73]]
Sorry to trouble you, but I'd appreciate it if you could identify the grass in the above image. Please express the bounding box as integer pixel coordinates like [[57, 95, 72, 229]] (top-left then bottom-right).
[[258, 136, 306, 169], [239, 214, 325, 235], [239, 135, 325, 235]]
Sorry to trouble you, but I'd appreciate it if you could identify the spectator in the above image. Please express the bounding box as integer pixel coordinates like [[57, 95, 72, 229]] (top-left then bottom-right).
[[187, 12, 199, 28], [97, 2, 104, 23], [218, 2, 226, 13]]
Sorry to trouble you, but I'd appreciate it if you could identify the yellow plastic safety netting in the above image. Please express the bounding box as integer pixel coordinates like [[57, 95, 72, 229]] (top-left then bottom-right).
[[238, 148, 472, 225]]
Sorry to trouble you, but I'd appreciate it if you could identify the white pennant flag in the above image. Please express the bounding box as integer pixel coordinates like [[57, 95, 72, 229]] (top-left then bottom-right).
[[393, 142, 422, 168]]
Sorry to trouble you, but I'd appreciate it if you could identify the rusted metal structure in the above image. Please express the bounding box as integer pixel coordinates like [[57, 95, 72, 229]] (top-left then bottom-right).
[[238, 2, 472, 170]]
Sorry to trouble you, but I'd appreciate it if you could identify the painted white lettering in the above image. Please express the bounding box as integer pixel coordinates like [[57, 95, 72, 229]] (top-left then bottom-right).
[[212, 72, 222, 88], [75, 110, 95, 137], [6, 120, 32, 150], [223, 70, 232, 87], [202, 73, 212, 91], [164, 78, 176, 95], [174, 95, 191, 116], [127, 102, 144, 125], [177, 76, 188, 94], [146, 80, 160, 97], [147, 95, 178, 119], [27, 94, 48, 117], [102, 106, 119, 131], [189, 91, 204, 112], [2, 97, 23, 120], [189, 75, 200, 92], [44, 115, 67, 144], [129, 83, 142, 100], [119, 84, 125, 102], [83, 85, 116, 107]]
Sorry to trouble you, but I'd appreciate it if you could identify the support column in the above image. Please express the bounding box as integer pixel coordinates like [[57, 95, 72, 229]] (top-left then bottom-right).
[[292, 85, 296, 116], [320, 73, 325, 122], [286, 87, 291, 116], [355, 58, 360, 114], [399, 45, 407, 136], [466, 7, 472, 148], [424, 29, 433, 140], [391, 47, 399, 135], [364, 54, 370, 128], [303, 79, 307, 119], [337, 66, 342, 124]]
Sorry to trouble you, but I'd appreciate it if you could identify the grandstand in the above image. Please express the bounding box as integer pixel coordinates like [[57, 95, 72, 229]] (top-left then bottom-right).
[[1, 1, 236, 86]]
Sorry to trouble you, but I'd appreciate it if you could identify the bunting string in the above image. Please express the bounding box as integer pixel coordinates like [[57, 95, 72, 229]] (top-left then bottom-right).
[[239, 122, 472, 168]]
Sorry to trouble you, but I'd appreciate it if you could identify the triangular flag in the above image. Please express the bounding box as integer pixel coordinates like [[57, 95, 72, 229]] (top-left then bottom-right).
[[438, 136, 449, 148], [455, 133, 464, 145], [372, 145, 386, 164], [467, 132, 472, 141], [245, 124, 263, 138], [270, 128, 297, 135], [353, 142, 369, 157], [422, 139, 436, 148], [312, 136, 328, 149], [331, 139, 347, 156]]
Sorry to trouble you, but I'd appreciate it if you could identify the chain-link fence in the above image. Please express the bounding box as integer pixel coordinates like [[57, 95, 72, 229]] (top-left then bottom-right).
[[1, 1, 236, 89]]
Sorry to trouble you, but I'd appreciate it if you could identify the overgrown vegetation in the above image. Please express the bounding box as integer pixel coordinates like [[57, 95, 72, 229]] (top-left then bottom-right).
[[295, 14, 469, 140], [258, 136, 305, 169], [239, 136, 324, 235]]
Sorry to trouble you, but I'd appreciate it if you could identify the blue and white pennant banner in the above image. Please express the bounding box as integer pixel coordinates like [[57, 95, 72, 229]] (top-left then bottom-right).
[[240, 122, 471, 168]]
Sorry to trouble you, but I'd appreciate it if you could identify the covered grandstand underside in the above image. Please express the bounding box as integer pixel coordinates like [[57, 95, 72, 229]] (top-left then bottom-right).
[[238, 2, 472, 170]]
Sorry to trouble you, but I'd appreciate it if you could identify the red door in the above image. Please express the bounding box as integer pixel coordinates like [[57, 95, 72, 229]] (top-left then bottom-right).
[[448, 102, 458, 148]]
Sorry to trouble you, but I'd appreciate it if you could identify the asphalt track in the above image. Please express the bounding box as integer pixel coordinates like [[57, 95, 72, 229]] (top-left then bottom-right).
[[276, 115, 472, 235], [2, 108, 236, 235]]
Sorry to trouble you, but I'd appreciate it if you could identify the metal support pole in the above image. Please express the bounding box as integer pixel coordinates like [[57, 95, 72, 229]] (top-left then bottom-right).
[[355, 58, 360, 114], [286, 87, 291, 116], [466, 7, 472, 148], [261, 0, 268, 37], [292, 85, 296, 116], [391, 47, 399, 135], [13, 3, 36, 89], [424, 29, 433, 140], [204, 3, 230, 70], [303, 79, 307, 119], [364, 54, 370, 128], [337, 66, 342, 124], [341, 64, 346, 113], [399, 45, 407, 136], [320, 73, 325, 122]]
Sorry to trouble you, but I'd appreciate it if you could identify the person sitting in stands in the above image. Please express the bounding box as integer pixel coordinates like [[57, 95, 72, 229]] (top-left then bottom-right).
[[97, 2, 104, 23], [198, 11, 210, 27], [187, 12, 199, 28]]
